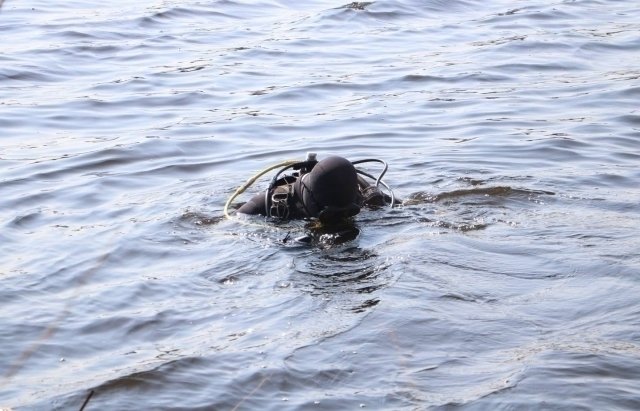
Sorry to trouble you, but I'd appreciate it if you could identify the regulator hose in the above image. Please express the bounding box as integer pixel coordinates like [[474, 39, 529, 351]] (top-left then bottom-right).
[[224, 160, 299, 219]]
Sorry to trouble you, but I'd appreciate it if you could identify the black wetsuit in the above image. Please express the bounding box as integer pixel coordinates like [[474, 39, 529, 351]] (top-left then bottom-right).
[[238, 156, 386, 224]]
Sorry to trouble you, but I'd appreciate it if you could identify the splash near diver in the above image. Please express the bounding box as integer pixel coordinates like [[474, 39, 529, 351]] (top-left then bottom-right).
[[224, 153, 395, 226]]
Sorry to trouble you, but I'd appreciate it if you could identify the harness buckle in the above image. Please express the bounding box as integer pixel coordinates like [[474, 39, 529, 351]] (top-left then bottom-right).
[[269, 186, 293, 219]]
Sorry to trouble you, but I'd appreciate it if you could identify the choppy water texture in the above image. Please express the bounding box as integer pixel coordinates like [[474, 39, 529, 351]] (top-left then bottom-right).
[[2, 0, 640, 409]]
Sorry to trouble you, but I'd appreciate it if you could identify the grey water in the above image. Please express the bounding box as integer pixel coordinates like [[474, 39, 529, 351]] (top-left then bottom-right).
[[1, 0, 639, 409]]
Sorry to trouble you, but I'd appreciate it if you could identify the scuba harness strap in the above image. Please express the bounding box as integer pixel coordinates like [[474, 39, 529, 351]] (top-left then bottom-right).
[[264, 152, 318, 218], [267, 180, 296, 219]]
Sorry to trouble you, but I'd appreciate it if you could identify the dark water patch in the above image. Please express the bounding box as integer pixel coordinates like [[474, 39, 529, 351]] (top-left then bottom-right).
[[487, 4, 578, 23], [293, 247, 391, 296], [488, 61, 588, 74], [471, 34, 527, 47], [404, 186, 554, 205], [90, 75, 153, 92], [60, 44, 122, 58], [415, 216, 489, 233], [392, 182, 560, 236], [338, 2, 373, 11], [256, 82, 355, 101], [0, 67, 67, 83], [399, 72, 512, 85], [355, 208, 415, 229], [52, 29, 139, 41], [176, 211, 224, 228], [7, 210, 43, 229], [522, 135, 593, 151], [282, 220, 364, 248], [63, 91, 214, 110], [438, 291, 497, 304], [150, 60, 215, 76]]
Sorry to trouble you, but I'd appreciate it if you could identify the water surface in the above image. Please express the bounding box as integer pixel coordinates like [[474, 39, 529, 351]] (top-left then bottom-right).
[[1, 0, 639, 409]]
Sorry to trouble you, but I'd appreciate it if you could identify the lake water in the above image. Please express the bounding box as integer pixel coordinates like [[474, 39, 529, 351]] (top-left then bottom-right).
[[1, 0, 639, 409]]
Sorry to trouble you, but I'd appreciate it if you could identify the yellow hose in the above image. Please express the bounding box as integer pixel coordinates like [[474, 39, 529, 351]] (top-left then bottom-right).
[[224, 160, 299, 219]]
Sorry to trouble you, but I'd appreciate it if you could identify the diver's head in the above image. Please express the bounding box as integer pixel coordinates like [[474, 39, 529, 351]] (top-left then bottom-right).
[[295, 155, 360, 224]]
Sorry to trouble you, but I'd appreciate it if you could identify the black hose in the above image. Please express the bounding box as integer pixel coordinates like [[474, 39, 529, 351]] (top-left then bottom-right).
[[351, 159, 388, 187]]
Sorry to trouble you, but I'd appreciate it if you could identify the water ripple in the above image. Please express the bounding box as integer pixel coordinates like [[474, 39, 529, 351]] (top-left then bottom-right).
[[2, 0, 640, 409]]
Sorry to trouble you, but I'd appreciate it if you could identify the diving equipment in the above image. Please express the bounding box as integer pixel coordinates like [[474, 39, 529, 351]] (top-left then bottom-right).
[[226, 153, 394, 224]]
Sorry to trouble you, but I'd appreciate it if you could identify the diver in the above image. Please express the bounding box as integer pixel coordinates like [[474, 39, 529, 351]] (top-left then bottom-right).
[[225, 153, 395, 226]]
